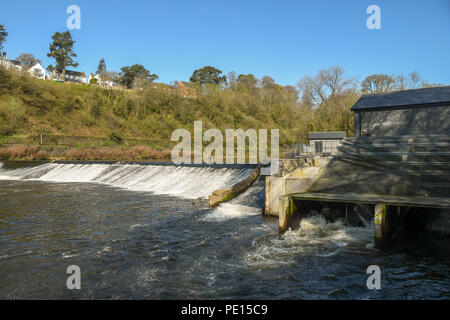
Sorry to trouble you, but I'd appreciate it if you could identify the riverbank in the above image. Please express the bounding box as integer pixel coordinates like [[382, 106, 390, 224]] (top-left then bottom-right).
[[0, 144, 171, 161], [0, 67, 316, 151]]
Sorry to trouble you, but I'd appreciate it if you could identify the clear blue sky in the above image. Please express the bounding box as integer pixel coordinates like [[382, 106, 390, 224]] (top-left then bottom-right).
[[1, 0, 449, 86]]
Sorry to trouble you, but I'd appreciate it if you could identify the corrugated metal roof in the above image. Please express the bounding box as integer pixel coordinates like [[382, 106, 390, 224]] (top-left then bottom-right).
[[308, 132, 347, 140], [351, 86, 450, 111]]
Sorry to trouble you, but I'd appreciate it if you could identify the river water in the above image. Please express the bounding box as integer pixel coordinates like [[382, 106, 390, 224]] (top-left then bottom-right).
[[0, 161, 448, 299]]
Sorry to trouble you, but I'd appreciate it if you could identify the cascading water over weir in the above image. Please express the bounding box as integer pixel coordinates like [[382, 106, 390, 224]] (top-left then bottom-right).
[[0, 162, 254, 199]]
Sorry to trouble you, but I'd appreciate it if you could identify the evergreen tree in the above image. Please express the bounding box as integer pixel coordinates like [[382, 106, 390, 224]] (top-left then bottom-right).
[[0, 24, 7, 51], [190, 66, 226, 86], [47, 31, 78, 80], [97, 58, 106, 75]]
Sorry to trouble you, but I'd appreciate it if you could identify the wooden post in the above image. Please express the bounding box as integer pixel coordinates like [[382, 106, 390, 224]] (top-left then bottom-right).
[[374, 203, 386, 248]]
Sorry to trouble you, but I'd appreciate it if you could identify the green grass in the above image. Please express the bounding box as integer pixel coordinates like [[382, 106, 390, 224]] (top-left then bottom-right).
[[0, 67, 356, 153]]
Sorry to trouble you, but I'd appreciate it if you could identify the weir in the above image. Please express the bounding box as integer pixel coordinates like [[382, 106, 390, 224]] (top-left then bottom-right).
[[275, 87, 450, 248], [0, 162, 255, 200]]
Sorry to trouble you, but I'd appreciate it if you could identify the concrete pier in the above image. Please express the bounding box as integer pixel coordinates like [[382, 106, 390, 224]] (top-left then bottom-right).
[[265, 157, 328, 216], [279, 195, 299, 234]]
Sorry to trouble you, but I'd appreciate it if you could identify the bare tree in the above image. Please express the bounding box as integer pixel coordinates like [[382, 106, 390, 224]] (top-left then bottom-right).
[[409, 71, 421, 89], [395, 71, 422, 90], [297, 66, 354, 105], [15, 53, 41, 69], [297, 75, 326, 104], [395, 74, 407, 90], [227, 71, 237, 89], [261, 75, 275, 88], [318, 66, 353, 97], [361, 74, 396, 93], [101, 70, 120, 83]]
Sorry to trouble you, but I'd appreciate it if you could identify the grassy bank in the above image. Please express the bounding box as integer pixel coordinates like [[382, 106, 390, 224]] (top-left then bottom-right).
[[0, 144, 171, 161], [0, 67, 357, 160], [0, 144, 49, 161]]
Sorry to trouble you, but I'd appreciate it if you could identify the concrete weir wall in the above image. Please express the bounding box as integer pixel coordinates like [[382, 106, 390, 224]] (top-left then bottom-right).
[[265, 158, 328, 216], [209, 166, 261, 207]]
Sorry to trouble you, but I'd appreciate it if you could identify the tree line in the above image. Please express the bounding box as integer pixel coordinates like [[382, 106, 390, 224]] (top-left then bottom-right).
[[1, 25, 443, 94], [0, 24, 446, 146]]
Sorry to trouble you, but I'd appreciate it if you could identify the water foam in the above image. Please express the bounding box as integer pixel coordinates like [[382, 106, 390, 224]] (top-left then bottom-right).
[[201, 177, 265, 222], [0, 162, 253, 199], [202, 203, 262, 222], [244, 215, 373, 268]]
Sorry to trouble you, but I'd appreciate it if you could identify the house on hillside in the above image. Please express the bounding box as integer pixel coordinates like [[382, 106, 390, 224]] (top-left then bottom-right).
[[308, 132, 347, 155], [352, 86, 450, 136], [51, 69, 87, 84], [0, 52, 23, 71], [64, 70, 87, 84], [27, 62, 46, 80], [88, 73, 115, 88]]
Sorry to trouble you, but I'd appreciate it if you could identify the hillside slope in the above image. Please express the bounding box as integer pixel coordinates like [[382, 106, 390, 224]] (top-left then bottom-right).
[[0, 68, 356, 160]]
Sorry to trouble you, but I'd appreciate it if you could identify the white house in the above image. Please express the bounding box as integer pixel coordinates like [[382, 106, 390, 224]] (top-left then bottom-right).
[[28, 62, 46, 80], [52, 69, 87, 83], [88, 73, 115, 88], [66, 70, 87, 83], [0, 52, 23, 71]]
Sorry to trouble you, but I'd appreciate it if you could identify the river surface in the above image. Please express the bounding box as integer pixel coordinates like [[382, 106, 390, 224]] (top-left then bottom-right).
[[0, 161, 448, 299]]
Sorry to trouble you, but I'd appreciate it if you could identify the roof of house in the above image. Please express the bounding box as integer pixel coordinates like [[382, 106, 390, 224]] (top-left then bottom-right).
[[65, 70, 86, 77], [29, 62, 44, 69], [9, 60, 22, 66], [351, 86, 450, 111], [309, 132, 347, 140], [89, 73, 111, 80]]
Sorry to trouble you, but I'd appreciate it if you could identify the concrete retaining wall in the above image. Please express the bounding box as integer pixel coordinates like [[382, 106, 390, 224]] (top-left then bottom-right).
[[265, 176, 283, 216], [265, 159, 328, 216], [209, 165, 261, 207]]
